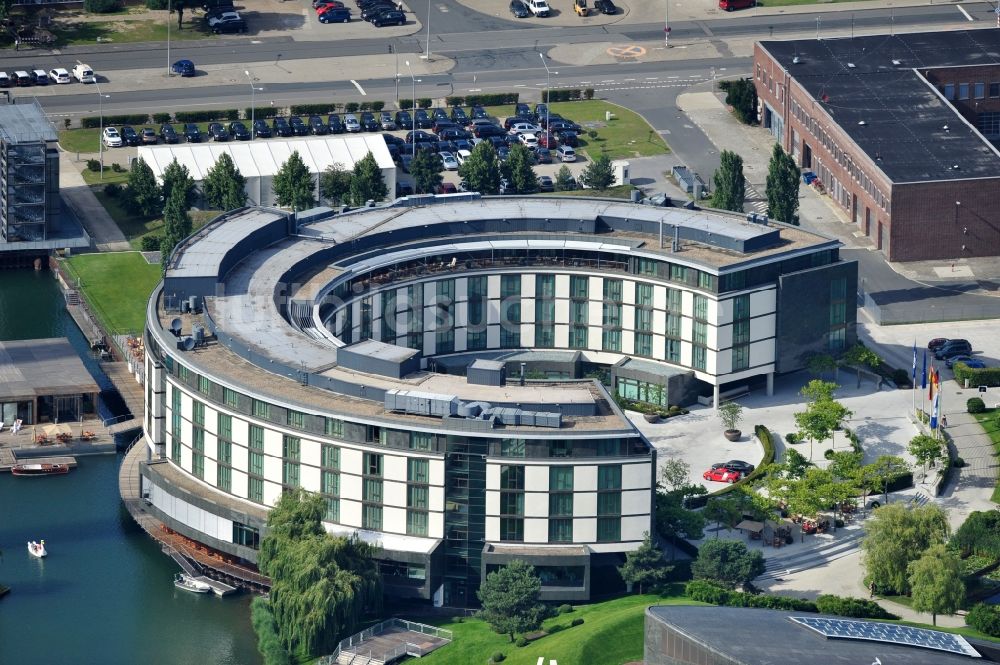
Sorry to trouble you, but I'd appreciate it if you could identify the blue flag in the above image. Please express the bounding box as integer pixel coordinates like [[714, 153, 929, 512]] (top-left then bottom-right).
[[921, 351, 927, 390], [930, 392, 940, 430], [912, 342, 917, 381]]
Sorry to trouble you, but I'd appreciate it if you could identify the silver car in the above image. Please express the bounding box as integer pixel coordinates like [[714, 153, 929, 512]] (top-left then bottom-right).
[[344, 114, 361, 132], [439, 151, 459, 170]]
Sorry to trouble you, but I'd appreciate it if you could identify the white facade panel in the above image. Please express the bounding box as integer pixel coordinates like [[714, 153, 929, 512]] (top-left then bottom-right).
[[485, 490, 500, 516], [524, 493, 549, 518], [749, 340, 776, 365], [525, 518, 548, 543], [525, 465, 549, 492], [622, 462, 651, 490], [750, 288, 777, 315], [383, 506, 407, 534], [621, 515, 650, 542], [340, 498, 362, 527], [622, 489, 651, 516], [383, 480, 407, 508], [750, 314, 776, 341], [575, 465, 597, 492], [485, 516, 500, 542], [383, 455, 407, 483], [575, 492, 597, 517], [300, 463, 321, 493], [574, 517, 596, 543]]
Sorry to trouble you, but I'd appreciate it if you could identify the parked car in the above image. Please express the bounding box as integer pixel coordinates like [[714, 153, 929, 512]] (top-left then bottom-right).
[[395, 110, 412, 128], [719, 0, 756, 10], [208, 122, 231, 141], [342, 114, 360, 132], [456, 149, 472, 165], [537, 175, 554, 192], [414, 109, 433, 129], [537, 131, 557, 149], [48, 68, 71, 84], [159, 123, 180, 144], [436, 182, 458, 194], [450, 107, 468, 124], [535, 147, 553, 164], [358, 112, 378, 132], [0, 72, 10, 88], [318, 7, 351, 21], [184, 123, 203, 142], [252, 119, 272, 138], [141, 127, 159, 145], [437, 140, 457, 154], [405, 130, 435, 143], [13, 71, 32, 87], [399, 154, 413, 173], [379, 111, 396, 130], [503, 115, 530, 130], [556, 130, 579, 147], [509, 122, 542, 135], [102, 127, 123, 148], [497, 146, 510, 161], [119, 126, 140, 147], [594, 0, 617, 12], [382, 133, 406, 147], [212, 15, 248, 33], [509, 0, 530, 16], [327, 114, 345, 133], [473, 124, 505, 138], [556, 145, 577, 162], [272, 117, 293, 137], [927, 338, 949, 351], [438, 128, 469, 142], [935, 340, 972, 360], [945, 355, 976, 369], [314, 0, 345, 11], [703, 467, 741, 483], [714, 460, 755, 475], [454, 138, 473, 152], [518, 133, 539, 149], [207, 9, 240, 25], [309, 116, 329, 135], [171, 59, 196, 77], [371, 9, 405, 25], [229, 121, 251, 140], [72, 64, 96, 84], [31, 70, 49, 85], [470, 105, 489, 120], [360, 2, 393, 19], [289, 116, 309, 136], [955, 359, 987, 369], [439, 151, 459, 170]]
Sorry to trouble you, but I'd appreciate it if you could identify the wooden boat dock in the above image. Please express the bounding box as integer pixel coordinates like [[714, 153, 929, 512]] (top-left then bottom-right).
[[0, 453, 77, 472], [101, 360, 145, 435]]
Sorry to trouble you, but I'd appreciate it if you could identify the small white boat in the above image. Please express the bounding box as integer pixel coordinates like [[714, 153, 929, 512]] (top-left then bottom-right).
[[27, 540, 47, 558], [174, 573, 211, 594]]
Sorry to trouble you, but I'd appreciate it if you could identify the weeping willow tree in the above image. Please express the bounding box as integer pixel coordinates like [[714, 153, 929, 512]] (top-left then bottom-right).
[[257, 490, 383, 659]]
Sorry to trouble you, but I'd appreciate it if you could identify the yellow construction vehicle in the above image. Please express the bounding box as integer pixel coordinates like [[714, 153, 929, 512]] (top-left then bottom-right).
[[574, 0, 590, 17]]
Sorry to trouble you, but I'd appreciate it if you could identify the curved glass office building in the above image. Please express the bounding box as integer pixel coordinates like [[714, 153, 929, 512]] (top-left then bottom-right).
[[140, 195, 856, 605]]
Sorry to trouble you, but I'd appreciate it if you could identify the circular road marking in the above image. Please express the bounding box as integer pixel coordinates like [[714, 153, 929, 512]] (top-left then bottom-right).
[[606, 44, 646, 58]]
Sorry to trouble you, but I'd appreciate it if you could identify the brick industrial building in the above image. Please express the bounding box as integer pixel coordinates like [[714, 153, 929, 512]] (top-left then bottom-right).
[[754, 29, 1000, 262]]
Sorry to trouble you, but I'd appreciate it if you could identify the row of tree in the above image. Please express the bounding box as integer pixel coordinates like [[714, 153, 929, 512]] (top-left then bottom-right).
[[710, 144, 801, 225]]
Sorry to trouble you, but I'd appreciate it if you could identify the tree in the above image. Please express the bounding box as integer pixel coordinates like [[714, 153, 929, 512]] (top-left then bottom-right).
[[723, 78, 758, 125], [348, 152, 388, 205], [908, 434, 943, 475], [580, 154, 615, 190], [655, 491, 705, 558], [717, 400, 743, 433], [866, 455, 910, 506], [659, 458, 692, 493], [765, 143, 800, 225], [619, 532, 672, 593], [828, 450, 863, 483], [908, 544, 965, 625], [800, 379, 838, 403], [704, 496, 742, 538], [794, 380, 852, 458], [841, 343, 881, 371], [409, 149, 444, 194], [161, 158, 196, 210], [126, 156, 161, 217], [272, 150, 316, 210], [477, 560, 548, 642], [319, 162, 353, 207], [861, 503, 949, 595], [554, 165, 576, 191], [159, 186, 192, 260], [174, 0, 186, 27], [691, 539, 765, 589], [457, 141, 501, 194], [783, 448, 813, 479], [502, 143, 538, 194], [258, 490, 382, 659], [0, 0, 12, 21], [710, 150, 746, 212], [203, 152, 248, 211], [806, 353, 838, 379]]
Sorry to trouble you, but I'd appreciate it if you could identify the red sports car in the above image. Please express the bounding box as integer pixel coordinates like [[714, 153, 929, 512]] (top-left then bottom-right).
[[703, 467, 741, 483]]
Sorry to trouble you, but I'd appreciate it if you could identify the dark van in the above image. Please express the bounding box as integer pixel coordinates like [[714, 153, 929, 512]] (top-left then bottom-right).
[[719, 0, 755, 9]]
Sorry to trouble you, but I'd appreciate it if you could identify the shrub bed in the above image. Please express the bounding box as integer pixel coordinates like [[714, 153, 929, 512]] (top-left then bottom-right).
[[955, 365, 1000, 388], [81, 114, 150, 129], [968, 397, 987, 414], [967, 603, 1000, 637], [446, 93, 520, 107], [175, 109, 239, 123], [685, 580, 817, 612], [815, 595, 896, 619]]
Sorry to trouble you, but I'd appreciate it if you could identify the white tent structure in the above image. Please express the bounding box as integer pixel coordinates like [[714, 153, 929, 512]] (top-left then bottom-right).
[[137, 134, 396, 207]]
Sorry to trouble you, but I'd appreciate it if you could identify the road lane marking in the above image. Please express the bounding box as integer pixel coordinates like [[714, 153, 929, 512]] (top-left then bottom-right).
[[606, 44, 646, 58], [351, 79, 366, 95], [957, 4, 973, 21]]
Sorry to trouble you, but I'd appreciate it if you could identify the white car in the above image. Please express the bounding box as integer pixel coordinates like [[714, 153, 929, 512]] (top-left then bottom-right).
[[102, 127, 123, 148], [509, 122, 541, 135], [557, 145, 576, 162], [344, 114, 361, 132], [207, 10, 241, 26], [456, 149, 472, 165], [439, 151, 459, 170], [519, 133, 539, 149], [72, 64, 96, 84], [48, 68, 71, 84]]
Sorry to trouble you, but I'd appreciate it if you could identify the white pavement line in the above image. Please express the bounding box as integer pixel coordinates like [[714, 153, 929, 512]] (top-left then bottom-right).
[[957, 4, 974, 21], [350, 79, 367, 96]]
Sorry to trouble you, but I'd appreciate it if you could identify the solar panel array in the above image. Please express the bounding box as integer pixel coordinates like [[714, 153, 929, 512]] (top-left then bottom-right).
[[789, 616, 981, 658]]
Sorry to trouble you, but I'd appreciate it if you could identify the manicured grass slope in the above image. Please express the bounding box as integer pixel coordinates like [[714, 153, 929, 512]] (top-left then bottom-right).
[[420, 591, 702, 665], [64, 252, 161, 334], [970, 409, 1000, 502]]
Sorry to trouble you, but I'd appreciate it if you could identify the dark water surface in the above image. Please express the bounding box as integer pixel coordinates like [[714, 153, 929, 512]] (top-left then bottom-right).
[[0, 269, 261, 665]]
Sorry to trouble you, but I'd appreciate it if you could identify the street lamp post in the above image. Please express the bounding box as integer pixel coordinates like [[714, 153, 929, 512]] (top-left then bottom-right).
[[167, 0, 172, 75], [245, 70, 263, 140], [664, 0, 670, 48], [423, 0, 432, 60], [96, 83, 109, 181], [539, 53, 557, 134], [405, 61, 417, 159]]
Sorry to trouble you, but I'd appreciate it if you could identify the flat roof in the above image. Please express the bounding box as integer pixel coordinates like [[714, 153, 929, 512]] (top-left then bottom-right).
[[0, 100, 58, 144], [647, 606, 993, 664], [168, 208, 287, 279], [343, 339, 418, 363], [760, 30, 1000, 183], [0, 338, 99, 402]]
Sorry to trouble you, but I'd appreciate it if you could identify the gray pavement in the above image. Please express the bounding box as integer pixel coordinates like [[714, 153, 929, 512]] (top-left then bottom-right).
[[58, 152, 130, 252]]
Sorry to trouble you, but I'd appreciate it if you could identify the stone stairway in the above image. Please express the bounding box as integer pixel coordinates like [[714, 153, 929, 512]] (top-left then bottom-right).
[[758, 529, 866, 582]]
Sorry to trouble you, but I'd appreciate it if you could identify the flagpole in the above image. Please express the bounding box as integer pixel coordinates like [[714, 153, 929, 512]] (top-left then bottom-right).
[[911, 340, 917, 415]]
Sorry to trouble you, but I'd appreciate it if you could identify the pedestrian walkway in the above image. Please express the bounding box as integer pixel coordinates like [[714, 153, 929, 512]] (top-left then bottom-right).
[[58, 151, 130, 252], [938, 406, 1000, 532]]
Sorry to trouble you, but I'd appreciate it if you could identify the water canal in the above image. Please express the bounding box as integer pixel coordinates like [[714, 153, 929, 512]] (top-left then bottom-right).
[[0, 269, 261, 665]]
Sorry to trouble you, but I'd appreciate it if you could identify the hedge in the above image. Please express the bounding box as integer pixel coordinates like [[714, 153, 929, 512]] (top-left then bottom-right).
[[686, 424, 776, 509], [954, 364, 1000, 388], [84, 0, 122, 12], [175, 109, 239, 123], [883, 471, 913, 493], [952, 510, 1000, 559], [81, 114, 150, 129], [685, 580, 817, 612], [968, 397, 986, 414], [152, 113, 172, 124], [289, 103, 338, 116], [967, 603, 1000, 637], [445, 92, 520, 107], [246, 106, 280, 120], [815, 595, 897, 619]]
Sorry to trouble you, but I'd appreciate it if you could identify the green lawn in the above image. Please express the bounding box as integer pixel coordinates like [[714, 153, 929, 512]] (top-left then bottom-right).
[[82, 167, 130, 186], [484, 100, 669, 161], [420, 588, 701, 665], [969, 409, 1000, 503], [52, 18, 216, 47], [61, 122, 234, 153], [64, 252, 161, 334], [91, 188, 217, 250]]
